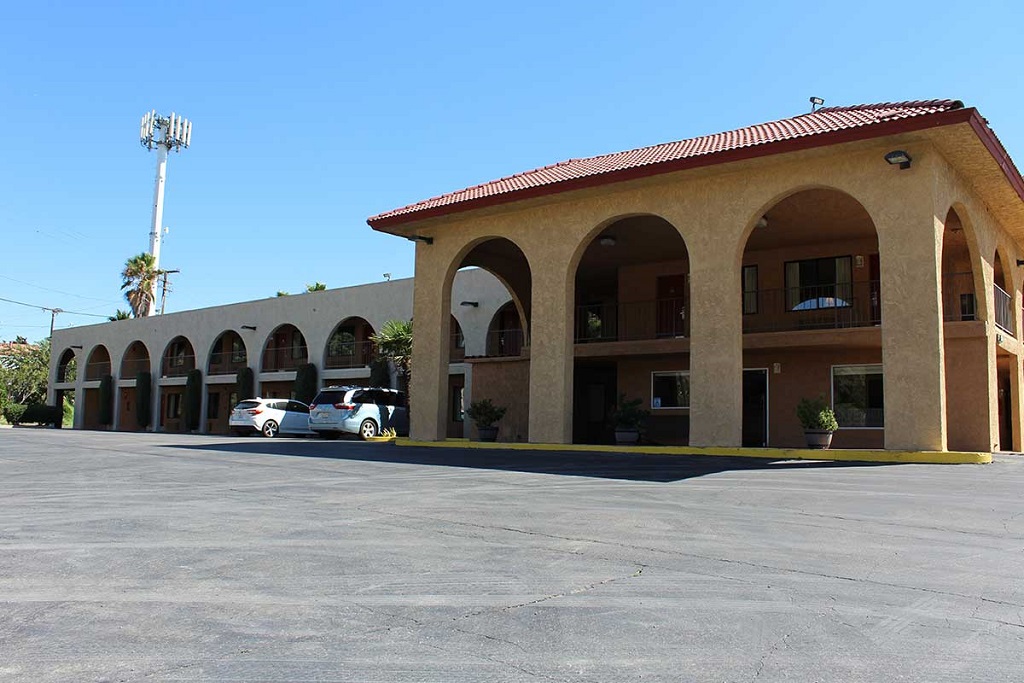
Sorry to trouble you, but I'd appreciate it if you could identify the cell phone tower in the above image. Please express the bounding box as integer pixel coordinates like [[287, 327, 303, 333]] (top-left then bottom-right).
[[139, 110, 192, 315]]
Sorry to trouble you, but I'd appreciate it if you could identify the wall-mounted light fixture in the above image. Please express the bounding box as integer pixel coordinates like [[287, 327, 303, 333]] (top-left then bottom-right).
[[598, 235, 617, 247], [1016, 259, 1024, 267], [406, 235, 434, 245], [755, 216, 768, 230], [884, 150, 912, 170], [809, 96, 824, 112], [70, 345, 83, 350], [241, 325, 257, 331], [460, 301, 479, 307]]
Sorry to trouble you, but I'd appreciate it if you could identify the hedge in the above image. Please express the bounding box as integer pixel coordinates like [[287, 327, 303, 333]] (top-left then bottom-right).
[[294, 363, 318, 405], [98, 375, 114, 426], [3, 403, 27, 425], [21, 403, 61, 425], [236, 367, 255, 401], [136, 371, 152, 429]]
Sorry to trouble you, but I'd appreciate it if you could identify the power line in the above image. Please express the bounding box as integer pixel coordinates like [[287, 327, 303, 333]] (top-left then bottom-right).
[[0, 274, 121, 304], [0, 295, 109, 318]]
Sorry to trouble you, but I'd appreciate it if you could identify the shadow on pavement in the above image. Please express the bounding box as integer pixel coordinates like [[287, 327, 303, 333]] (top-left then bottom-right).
[[163, 438, 899, 483]]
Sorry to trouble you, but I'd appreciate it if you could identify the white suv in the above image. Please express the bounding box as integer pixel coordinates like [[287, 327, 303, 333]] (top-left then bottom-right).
[[309, 386, 409, 440], [229, 398, 313, 438]]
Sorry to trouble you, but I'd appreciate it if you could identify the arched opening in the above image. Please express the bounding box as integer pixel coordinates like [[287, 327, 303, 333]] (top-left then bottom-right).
[[447, 238, 532, 442], [993, 251, 1013, 335], [739, 188, 882, 449], [325, 317, 376, 369], [119, 341, 151, 432], [261, 324, 308, 373], [84, 345, 111, 381], [161, 336, 196, 378], [56, 348, 77, 384], [486, 302, 525, 357], [572, 214, 690, 445], [121, 341, 151, 377], [208, 330, 248, 375], [940, 208, 978, 323]]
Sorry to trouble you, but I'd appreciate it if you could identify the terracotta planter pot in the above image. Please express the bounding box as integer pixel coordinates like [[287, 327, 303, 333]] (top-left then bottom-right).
[[614, 428, 640, 446], [804, 429, 834, 450], [476, 426, 498, 442]]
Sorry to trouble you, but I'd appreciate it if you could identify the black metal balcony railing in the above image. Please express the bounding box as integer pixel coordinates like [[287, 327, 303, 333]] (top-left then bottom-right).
[[575, 299, 689, 343], [261, 347, 307, 372], [324, 340, 376, 369], [208, 351, 247, 376], [994, 284, 1013, 334], [486, 329, 525, 357], [120, 358, 151, 377], [161, 355, 196, 378], [941, 272, 977, 322], [743, 281, 881, 334], [84, 361, 111, 381]]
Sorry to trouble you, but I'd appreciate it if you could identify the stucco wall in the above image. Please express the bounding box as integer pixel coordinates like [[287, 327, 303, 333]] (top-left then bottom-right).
[[468, 358, 530, 442]]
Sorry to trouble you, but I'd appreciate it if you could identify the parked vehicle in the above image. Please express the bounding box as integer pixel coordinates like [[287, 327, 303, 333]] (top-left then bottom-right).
[[308, 386, 409, 440], [229, 398, 313, 438]]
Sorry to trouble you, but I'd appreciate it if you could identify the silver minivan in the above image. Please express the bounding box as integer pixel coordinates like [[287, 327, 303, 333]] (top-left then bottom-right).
[[308, 386, 409, 440]]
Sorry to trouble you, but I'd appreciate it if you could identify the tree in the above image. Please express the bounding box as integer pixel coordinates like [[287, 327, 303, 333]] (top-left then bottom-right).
[[371, 319, 413, 392], [306, 282, 327, 292], [276, 291, 289, 297], [0, 338, 50, 407], [294, 363, 318, 405], [108, 309, 131, 321], [121, 253, 160, 317]]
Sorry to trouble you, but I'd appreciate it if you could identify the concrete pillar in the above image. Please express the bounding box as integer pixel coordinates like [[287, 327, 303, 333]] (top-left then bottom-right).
[[944, 332, 997, 451], [687, 239, 743, 448], [198, 383, 209, 434], [877, 203, 947, 451], [527, 262, 573, 444], [409, 243, 450, 441]]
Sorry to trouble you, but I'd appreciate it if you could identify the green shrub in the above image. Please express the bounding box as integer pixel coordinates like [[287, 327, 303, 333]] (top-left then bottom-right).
[[184, 369, 202, 431], [236, 367, 255, 401], [294, 363, 318, 405], [3, 403, 27, 425], [136, 371, 152, 429], [62, 396, 75, 427], [21, 404, 61, 425], [796, 396, 839, 432], [98, 375, 114, 426], [369, 357, 391, 388], [611, 394, 650, 430], [466, 399, 507, 428]]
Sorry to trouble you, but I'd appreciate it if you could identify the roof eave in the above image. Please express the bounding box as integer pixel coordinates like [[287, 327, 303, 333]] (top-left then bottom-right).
[[368, 107, 1002, 233]]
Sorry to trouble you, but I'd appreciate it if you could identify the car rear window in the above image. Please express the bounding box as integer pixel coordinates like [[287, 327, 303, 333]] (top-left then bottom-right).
[[235, 401, 260, 410], [312, 390, 347, 405]]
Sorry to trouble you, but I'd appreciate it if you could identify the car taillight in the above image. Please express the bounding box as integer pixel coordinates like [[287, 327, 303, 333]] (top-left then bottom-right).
[[309, 404, 317, 411], [247, 408, 263, 415], [335, 403, 355, 410]]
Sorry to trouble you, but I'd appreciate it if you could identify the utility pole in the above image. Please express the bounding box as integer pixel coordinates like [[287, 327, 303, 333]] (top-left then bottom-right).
[[47, 307, 63, 339], [158, 270, 180, 316], [140, 110, 192, 315]]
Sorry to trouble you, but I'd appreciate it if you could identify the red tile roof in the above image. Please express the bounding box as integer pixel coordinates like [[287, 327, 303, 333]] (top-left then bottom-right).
[[369, 100, 975, 229]]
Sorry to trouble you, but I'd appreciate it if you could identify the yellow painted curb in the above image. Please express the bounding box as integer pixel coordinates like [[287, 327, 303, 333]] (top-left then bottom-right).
[[394, 438, 990, 465]]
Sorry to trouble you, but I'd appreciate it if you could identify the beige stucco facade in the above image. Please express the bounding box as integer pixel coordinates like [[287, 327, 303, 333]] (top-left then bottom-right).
[[378, 122, 1024, 452]]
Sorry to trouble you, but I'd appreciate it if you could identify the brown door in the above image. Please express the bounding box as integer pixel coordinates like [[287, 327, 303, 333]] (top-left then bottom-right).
[[656, 275, 688, 337], [447, 374, 465, 438]]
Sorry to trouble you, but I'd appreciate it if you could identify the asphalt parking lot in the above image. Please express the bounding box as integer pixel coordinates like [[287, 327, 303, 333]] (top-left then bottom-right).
[[1, 429, 1022, 682]]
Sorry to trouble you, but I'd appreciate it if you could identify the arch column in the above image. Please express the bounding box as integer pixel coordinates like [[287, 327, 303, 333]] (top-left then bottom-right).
[[527, 250, 573, 444], [410, 241, 452, 441], [876, 193, 947, 451], [687, 224, 743, 448]]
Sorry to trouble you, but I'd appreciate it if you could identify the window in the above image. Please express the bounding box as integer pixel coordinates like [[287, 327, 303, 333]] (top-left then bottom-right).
[[785, 256, 853, 311], [451, 386, 464, 422], [166, 393, 182, 419], [328, 326, 356, 357], [231, 339, 246, 363], [742, 265, 758, 315], [290, 331, 306, 359], [960, 293, 976, 321], [651, 371, 690, 409], [832, 364, 884, 428]]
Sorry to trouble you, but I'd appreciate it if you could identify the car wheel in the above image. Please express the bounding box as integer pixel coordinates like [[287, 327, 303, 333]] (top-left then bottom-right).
[[359, 419, 378, 440], [261, 420, 279, 438]]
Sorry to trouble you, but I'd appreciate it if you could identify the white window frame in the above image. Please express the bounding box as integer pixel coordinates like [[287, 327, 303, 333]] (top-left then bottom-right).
[[831, 363, 884, 429], [650, 371, 690, 410]]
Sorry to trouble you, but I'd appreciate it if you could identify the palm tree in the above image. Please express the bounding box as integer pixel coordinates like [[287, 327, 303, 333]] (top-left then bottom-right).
[[108, 309, 131, 321], [121, 253, 160, 317], [371, 319, 413, 392], [306, 282, 327, 292]]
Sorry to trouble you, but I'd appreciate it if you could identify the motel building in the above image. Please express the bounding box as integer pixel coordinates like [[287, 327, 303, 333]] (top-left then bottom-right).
[[48, 270, 511, 437], [368, 100, 1024, 453]]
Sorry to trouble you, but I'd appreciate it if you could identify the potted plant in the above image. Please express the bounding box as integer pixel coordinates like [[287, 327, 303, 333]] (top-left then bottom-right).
[[611, 394, 649, 445], [796, 396, 839, 449], [467, 399, 507, 442]]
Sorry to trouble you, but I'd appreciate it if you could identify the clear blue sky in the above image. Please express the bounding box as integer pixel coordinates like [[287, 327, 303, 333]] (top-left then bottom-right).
[[2, 1, 1023, 342]]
